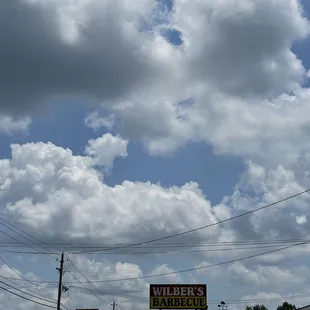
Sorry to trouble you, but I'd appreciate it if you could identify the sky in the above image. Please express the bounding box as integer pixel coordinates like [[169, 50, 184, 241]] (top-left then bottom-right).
[[1, 0, 310, 310]]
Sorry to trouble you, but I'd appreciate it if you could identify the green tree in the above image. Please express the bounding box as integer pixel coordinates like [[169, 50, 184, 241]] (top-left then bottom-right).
[[245, 305, 268, 310], [277, 302, 296, 310]]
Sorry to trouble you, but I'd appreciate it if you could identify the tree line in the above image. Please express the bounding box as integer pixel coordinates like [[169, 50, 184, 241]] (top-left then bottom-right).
[[246, 302, 298, 310]]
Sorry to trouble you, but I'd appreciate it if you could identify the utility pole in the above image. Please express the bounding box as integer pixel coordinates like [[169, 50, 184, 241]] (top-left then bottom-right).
[[112, 301, 117, 310], [57, 253, 65, 310]]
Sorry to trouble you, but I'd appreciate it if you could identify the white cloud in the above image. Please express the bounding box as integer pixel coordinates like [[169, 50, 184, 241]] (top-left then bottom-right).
[[0, 0, 166, 114], [296, 215, 307, 225], [173, 0, 309, 98], [2, 1, 310, 309], [1, 140, 310, 264], [149, 264, 182, 283], [187, 88, 310, 165], [100, 24, 310, 163], [62, 257, 184, 310], [0, 258, 149, 310], [0, 141, 223, 246], [227, 262, 308, 287], [85, 133, 128, 170], [223, 161, 310, 242], [82, 0, 310, 162], [0, 263, 58, 310], [85, 111, 116, 131], [0, 140, 310, 310], [2, 0, 310, 164], [0, 115, 31, 135]]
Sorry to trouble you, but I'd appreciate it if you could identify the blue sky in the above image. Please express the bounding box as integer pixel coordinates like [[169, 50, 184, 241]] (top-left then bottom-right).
[[0, 0, 244, 205], [0, 97, 244, 204], [1, 0, 309, 206], [1, 1, 310, 310]]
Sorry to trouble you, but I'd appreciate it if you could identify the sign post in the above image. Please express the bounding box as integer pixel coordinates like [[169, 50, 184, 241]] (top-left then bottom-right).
[[150, 284, 207, 310]]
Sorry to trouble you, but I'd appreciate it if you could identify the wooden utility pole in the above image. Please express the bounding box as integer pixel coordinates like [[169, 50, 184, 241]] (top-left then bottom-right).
[[57, 253, 65, 310]]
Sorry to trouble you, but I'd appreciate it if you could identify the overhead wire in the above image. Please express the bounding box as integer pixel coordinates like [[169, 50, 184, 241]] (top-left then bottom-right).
[[0, 275, 58, 305], [0, 284, 56, 308], [69, 243, 302, 255], [0, 228, 56, 259], [100, 291, 310, 305], [0, 255, 44, 286], [65, 255, 114, 305], [66, 269, 112, 306], [0, 189, 308, 292], [60, 236, 310, 283], [5, 235, 310, 285], [0, 218, 61, 258], [0, 280, 56, 305], [0, 238, 305, 255], [0, 225, 74, 309], [0, 256, 71, 310], [0, 238, 305, 247], [73, 188, 310, 254]]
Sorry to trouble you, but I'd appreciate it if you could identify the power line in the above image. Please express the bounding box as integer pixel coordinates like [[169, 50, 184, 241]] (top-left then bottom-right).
[[1, 239, 308, 287], [0, 238, 304, 247], [0, 284, 56, 308], [9, 236, 309, 285], [66, 270, 106, 302], [0, 255, 71, 310], [74, 188, 310, 254], [0, 250, 60, 254], [69, 243, 301, 255], [0, 280, 56, 305], [65, 255, 113, 305], [0, 277, 58, 287], [0, 219, 70, 308], [0, 252, 55, 278], [0, 276, 58, 305], [68, 295, 81, 307], [66, 269, 113, 305], [81, 291, 310, 304], [0, 228, 56, 258], [0, 238, 305, 254], [0, 255, 43, 286], [0, 217, 61, 256], [61, 236, 310, 283]]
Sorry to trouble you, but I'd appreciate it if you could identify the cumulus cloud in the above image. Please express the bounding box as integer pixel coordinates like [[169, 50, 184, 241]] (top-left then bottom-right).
[[85, 0, 310, 163], [223, 161, 310, 242], [0, 141, 224, 246], [1, 140, 310, 309], [2, 0, 310, 164], [2, 1, 310, 308], [83, 0, 310, 161], [0, 258, 143, 310], [1, 139, 310, 269], [1, 140, 310, 261], [0, 0, 166, 115], [85, 111, 116, 131], [227, 262, 308, 287], [0, 256, 187, 310], [149, 264, 182, 283], [173, 0, 309, 98], [0, 262, 58, 310], [0, 115, 31, 134], [185, 88, 310, 165], [85, 133, 128, 170]]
